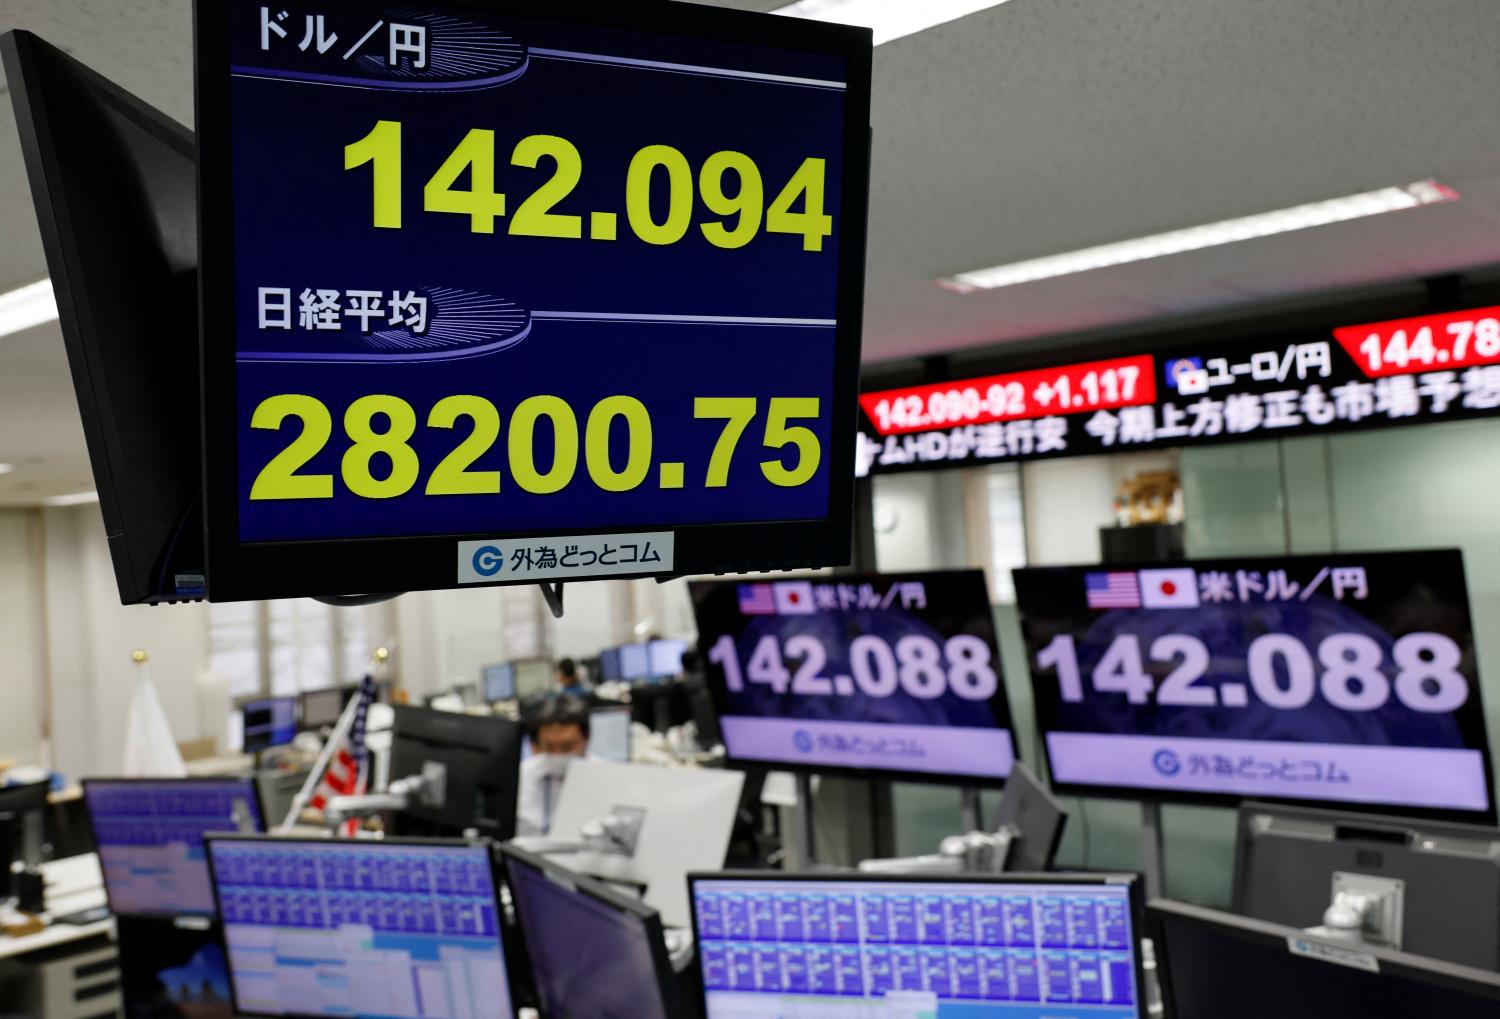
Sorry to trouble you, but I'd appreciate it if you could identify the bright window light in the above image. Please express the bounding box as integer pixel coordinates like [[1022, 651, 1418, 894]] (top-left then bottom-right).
[[937, 180, 1461, 293], [774, 0, 1016, 45], [0, 278, 59, 338]]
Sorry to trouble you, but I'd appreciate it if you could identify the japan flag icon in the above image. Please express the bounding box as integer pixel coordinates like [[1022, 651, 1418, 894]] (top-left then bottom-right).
[[774, 581, 818, 615], [1138, 568, 1200, 609]]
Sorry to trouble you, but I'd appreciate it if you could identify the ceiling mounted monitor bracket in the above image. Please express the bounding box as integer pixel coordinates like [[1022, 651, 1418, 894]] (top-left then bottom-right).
[[540, 582, 565, 619]]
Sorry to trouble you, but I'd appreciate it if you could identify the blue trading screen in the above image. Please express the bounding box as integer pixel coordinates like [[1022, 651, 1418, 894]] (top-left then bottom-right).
[[692, 879, 1139, 1019], [242, 697, 299, 752], [84, 779, 263, 917], [209, 840, 513, 1019]]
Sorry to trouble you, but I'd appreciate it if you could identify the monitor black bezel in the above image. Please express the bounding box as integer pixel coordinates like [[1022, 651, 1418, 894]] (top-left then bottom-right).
[[688, 568, 1026, 786], [204, 832, 517, 1019], [497, 842, 676, 1019], [80, 775, 266, 921], [1147, 897, 1500, 1018], [1011, 549, 1500, 825], [687, 869, 1148, 1019], [193, 0, 872, 602]]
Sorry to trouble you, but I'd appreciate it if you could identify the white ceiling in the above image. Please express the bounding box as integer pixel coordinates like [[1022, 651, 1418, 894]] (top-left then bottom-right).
[[2, 0, 1500, 503]]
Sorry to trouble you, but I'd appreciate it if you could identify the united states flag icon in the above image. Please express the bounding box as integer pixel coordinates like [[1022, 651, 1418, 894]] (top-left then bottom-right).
[[738, 584, 776, 615], [1085, 572, 1141, 610]]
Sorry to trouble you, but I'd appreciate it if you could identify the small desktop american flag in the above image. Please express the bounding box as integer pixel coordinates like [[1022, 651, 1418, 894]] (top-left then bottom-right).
[[307, 674, 376, 837], [1085, 571, 1141, 610]]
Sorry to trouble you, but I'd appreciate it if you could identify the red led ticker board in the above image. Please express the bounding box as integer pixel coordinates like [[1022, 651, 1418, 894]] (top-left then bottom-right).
[[859, 355, 1157, 436], [1334, 305, 1500, 378]]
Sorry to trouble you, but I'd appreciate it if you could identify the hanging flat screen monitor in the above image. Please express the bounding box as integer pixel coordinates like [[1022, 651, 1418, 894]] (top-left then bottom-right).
[[206, 835, 515, 1018], [82, 778, 264, 918], [690, 570, 1019, 783], [1013, 549, 1495, 821], [690, 872, 1144, 1018], [192, 0, 873, 602]]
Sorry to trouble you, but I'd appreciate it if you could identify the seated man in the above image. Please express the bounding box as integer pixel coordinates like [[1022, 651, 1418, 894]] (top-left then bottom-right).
[[555, 657, 587, 698], [516, 696, 591, 837]]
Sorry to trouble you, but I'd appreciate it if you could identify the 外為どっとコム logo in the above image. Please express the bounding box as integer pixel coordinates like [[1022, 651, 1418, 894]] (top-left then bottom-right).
[[472, 546, 504, 577], [1153, 749, 1182, 776]]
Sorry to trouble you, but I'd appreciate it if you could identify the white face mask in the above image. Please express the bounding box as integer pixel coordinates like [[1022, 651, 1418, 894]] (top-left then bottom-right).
[[532, 752, 575, 780]]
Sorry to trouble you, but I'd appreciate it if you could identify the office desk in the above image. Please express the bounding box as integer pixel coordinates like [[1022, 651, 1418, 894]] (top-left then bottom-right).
[[0, 855, 111, 961]]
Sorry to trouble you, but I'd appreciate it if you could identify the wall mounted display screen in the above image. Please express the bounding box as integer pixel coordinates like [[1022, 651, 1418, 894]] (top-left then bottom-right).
[[690, 873, 1143, 1019], [858, 300, 1500, 476], [690, 570, 1018, 782], [207, 836, 514, 1018], [1014, 549, 1495, 820], [83, 778, 264, 918], [194, 0, 872, 601]]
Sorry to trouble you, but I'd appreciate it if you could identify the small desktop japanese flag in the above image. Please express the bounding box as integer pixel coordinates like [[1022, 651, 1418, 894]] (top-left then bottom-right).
[[1139, 568, 1200, 609], [122, 653, 187, 778], [774, 581, 817, 615]]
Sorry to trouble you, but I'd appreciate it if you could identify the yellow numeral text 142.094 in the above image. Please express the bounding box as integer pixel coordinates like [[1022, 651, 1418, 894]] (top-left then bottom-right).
[[344, 120, 833, 251]]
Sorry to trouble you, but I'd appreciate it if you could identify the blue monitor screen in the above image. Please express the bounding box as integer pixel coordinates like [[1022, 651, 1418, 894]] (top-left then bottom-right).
[[620, 644, 650, 682], [241, 697, 298, 753], [483, 663, 516, 702], [691, 877, 1140, 1019], [648, 639, 689, 678], [600, 649, 624, 683], [84, 779, 264, 917], [589, 708, 632, 764], [208, 838, 514, 1018]]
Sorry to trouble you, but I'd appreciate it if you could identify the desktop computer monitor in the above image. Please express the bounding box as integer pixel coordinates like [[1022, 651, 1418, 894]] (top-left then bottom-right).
[[1232, 800, 1500, 969], [82, 778, 264, 918], [388, 706, 524, 840], [500, 844, 675, 1019], [515, 659, 555, 701], [206, 835, 515, 1019], [995, 763, 1069, 873], [482, 662, 516, 703], [240, 697, 297, 753], [1150, 899, 1500, 1019], [619, 644, 650, 682], [545, 760, 745, 927], [646, 639, 688, 679], [690, 872, 1144, 1018], [589, 707, 632, 764], [599, 648, 624, 684], [0, 779, 50, 899], [298, 688, 348, 730], [118, 915, 235, 1019]]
